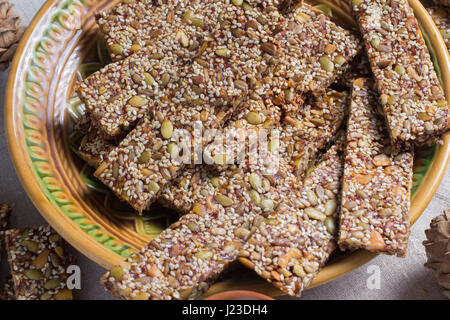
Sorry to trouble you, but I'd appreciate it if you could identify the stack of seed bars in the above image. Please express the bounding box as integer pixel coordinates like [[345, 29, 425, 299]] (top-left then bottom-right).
[[0, 211, 74, 300], [78, 0, 360, 215], [68, 0, 450, 299]]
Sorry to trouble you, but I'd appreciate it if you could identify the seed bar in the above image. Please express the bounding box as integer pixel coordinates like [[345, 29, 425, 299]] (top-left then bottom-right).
[[427, 6, 450, 51], [352, 0, 449, 151], [338, 78, 413, 256], [268, 3, 360, 108], [237, 137, 345, 297], [4, 226, 74, 300]]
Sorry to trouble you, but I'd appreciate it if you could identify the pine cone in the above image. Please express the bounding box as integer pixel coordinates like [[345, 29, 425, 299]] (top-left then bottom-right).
[[0, 0, 24, 71], [423, 210, 450, 299]]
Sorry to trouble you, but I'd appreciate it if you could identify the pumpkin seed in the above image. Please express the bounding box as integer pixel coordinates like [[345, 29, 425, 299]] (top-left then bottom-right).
[[324, 199, 337, 216], [305, 207, 326, 221], [215, 48, 231, 57], [148, 181, 160, 194], [25, 269, 43, 280], [109, 44, 123, 55], [195, 250, 212, 260], [293, 265, 306, 277], [210, 177, 221, 188], [33, 250, 50, 269], [216, 194, 233, 207], [320, 56, 334, 72], [168, 143, 179, 159], [54, 289, 73, 300], [249, 173, 262, 191], [161, 120, 173, 139], [129, 95, 148, 107], [370, 35, 380, 48], [260, 198, 275, 210], [249, 190, 261, 205], [232, 0, 243, 5], [143, 72, 155, 86], [235, 227, 250, 239], [306, 190, 318, 206], [190, 17, 205, 29], [22, 240, 38, 252], [188, 221, 200, 232], [352, 0, 363, 6], [394, 65, 405, 76], [138, 151, 150, 163], [325, 216, 336, 234], [246, 111, 262, 125], [44, 279, 61, 290], [211, 227, 226, 235]]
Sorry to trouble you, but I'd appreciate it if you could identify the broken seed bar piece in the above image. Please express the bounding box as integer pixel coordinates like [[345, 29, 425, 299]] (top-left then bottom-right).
[[77, 47, 189, 137], [238, 138, 345, 297], [338, 78, 413, 257], [352, 0, 449, 151], [78, 125, 115, 167], [4, 226, 73, 300], [427, 6, 450, 51]]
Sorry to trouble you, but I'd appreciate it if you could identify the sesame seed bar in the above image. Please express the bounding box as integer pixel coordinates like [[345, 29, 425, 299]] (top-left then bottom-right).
[[427, 6, 450, 51], [338, 78, 413, 257], [237, 137, 344, 296], [352, 0, 449, 151], [4, 226, 74, 300]]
